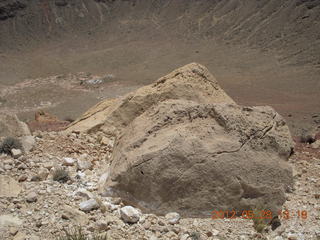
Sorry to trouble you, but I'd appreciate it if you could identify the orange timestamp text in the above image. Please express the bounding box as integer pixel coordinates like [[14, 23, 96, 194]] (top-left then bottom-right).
[[211, 210, 309, 220]]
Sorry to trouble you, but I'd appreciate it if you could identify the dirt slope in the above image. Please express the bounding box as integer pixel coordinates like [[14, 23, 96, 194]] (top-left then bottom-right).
[[0, 0, 319, 134]]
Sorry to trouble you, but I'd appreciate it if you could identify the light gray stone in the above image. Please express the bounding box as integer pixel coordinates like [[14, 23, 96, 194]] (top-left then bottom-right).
[[120, 206, 141, 223], [26, 192, 38, 203], [165, 212, 180, 225], [63, 157, 76, 166], [11, 149, 22, 159], [79, 199, 99, 212]]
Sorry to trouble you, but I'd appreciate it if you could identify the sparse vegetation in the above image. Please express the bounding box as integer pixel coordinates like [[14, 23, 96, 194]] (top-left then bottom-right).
[[52, 168, 70, 183], [56, 228, 108, 240], [252, 208, 268, 234], [189, 232, 201, 240], [299, 130, 316, 144], [0, 137, 22, 155], [300, 135, 315, 144]]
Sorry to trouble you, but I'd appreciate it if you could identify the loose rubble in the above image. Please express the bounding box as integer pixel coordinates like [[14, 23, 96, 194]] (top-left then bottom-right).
[[0, 131, 318, 240]]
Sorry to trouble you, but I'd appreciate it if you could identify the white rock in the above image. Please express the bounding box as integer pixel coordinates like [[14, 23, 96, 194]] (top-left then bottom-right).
[[11, 149, 22, 159], [79, 199, 99, 212], [274, 236, 284, 240], [104, 202, 119, 211], [165, 212, 180, 225], [26, 192, 38, 203], [77, 154, 92, 171], [212, 229, 219, 236], [287, 234, 298, 240], [63, 157, 76, 166], [120, 206, 141, 223]]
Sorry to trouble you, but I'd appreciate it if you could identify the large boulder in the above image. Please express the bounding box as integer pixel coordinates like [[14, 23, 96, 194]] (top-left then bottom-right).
[[68, 63, 293, 218], [0, 113, 30, 139], [66, 63, 234, 135], [106, 99, 293, 217]]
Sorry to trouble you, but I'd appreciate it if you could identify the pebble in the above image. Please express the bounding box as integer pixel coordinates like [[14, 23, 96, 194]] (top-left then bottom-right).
[[26, 192, 38, 203], [79, 199, 99, 212], [165, 212, 180, 225], [18, 175, 28, 182], [11, 149, 22, 159], [63, 157, 76, 166], [120, 206, 141, 223], [17, 163, 27, 170]]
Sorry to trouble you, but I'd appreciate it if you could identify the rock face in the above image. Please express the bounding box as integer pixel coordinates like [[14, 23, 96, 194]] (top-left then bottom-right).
[[66, 63, 234, 135], [0, 113, 31, 139], [107, 100, 293, 217]]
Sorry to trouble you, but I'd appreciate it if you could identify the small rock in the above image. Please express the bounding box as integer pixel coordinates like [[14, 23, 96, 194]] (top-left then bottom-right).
[[165, 212, 180, 225], [13, 232, 27, 240], [30, 176, 41, 182], [11, 149, 22, 159], [26, 192, 38, 203], [61, 205, 89, 225], [43, 162, 54, 170], [79, 199, 99, 212], [212, 229, 219, 236], [63, 157, 76, 166], [288, 234, 298, 240], [37, 168, 49, 180], [274, 237, 284, 240], [17, 163, 27, 170], [77, 154, 92, 171], [95, 221, 109, 231], [120, 206, 141, 223], [9, 226, 18, 235], [18, 175, 28, 182], [143, 221, 151, 230], [4, 164, 12, 170], [100, 136, 113, 147]]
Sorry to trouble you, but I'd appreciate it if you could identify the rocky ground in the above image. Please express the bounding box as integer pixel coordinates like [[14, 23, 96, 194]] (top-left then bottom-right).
[[0, 131, 319, 240]]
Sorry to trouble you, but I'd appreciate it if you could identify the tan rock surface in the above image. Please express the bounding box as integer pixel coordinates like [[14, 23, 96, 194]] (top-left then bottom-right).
[[0, 175, 22, 198], [66, 63, 235, 135], [107, 100, 293, 217]]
